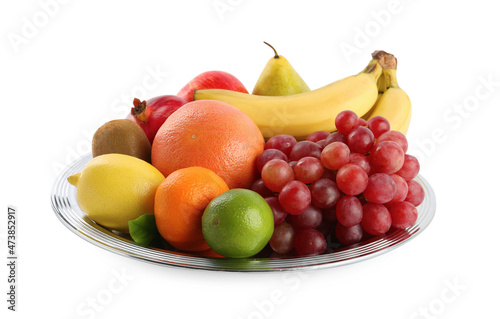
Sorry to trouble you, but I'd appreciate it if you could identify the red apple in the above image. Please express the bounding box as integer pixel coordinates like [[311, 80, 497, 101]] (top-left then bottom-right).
[[177, 70, 248, 101], [126, 95, 187, 144]]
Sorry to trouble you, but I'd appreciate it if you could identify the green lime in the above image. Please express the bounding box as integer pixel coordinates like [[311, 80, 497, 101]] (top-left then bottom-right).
[[202, 189, 274, 258]]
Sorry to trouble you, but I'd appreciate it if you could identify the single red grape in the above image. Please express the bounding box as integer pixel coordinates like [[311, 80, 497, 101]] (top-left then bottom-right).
[[291, 205, 322, 229], [335, 223, 363, 246], [349, 153, 371, 175], [357, 118, 368, 127], [294, 229, 327, 256], [265, 134, 297, 157], [309, 178, 341, 208], [369, 141, 405, 174], [256, 149, 288, 173], [290, 141, 322, 161], [387, 201, 418, 229], [316, 139, 327, 149], [251, 178, 274, 198], [361, 203, 392, 235], [388, 174, 409, 204], [306, 131, 330, 143], [294, 156, 324, 184], [325, 131, 347, 145], [279, 180, 311, 215], [335, 110, 359, 135], [363, 173, 397, 204], [396, 154, 420, 181], [377, 130, 408, 153], [336, 163, 369, 196], [368, 116, 390, 138], [347, 126, 375, 154], [405, 179, 425, 206], [261, 159, 294, 192], [269, 222, 295, 254], [265, 197, 288, 226], [336, 195, 363, 227], [321, 142, 350, 170]]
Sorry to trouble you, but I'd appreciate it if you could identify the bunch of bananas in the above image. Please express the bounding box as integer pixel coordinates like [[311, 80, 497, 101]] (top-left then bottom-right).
[[193, 50, 411, 139]]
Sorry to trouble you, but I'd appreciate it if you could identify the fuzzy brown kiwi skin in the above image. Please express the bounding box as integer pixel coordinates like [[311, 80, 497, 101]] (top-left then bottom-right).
[[92, 119, 152, 163]]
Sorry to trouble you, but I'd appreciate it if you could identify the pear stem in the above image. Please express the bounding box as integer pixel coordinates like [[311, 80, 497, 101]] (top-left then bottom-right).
[[263, 41, 279, 59]]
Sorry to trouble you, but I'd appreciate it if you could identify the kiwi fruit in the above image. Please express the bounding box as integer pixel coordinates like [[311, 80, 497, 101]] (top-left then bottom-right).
[[92, 119, 151, 162]]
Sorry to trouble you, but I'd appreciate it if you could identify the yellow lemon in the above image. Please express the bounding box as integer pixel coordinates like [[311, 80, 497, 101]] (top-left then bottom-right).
[[68, 153, 164, 233]]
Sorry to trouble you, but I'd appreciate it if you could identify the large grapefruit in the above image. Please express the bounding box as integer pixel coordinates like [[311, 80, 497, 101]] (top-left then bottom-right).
[[151, 100, 264, 189]]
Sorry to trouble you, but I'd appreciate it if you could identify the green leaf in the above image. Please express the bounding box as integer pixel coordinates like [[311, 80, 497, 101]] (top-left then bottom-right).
[[128, 214, 160, 247]]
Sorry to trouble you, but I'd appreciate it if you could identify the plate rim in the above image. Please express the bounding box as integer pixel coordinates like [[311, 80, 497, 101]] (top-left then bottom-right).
[[51, 153, 436, 272]]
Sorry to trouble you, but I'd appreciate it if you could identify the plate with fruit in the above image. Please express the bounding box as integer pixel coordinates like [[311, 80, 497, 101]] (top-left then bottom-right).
[[51, 47, 436, 271]]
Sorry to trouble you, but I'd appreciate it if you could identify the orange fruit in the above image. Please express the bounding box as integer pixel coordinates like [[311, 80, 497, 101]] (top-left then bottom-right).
[[151, 100, 265, 189], [154, 166, 229, 252]]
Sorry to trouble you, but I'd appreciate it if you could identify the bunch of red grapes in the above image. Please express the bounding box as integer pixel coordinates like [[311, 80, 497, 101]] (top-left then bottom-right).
[[251, 111, 425, 257]]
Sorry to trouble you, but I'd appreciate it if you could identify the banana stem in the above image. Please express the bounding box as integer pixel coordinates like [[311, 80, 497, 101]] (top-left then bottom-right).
[[361, 59, 383, 81], [376, 69, 400, 93], [372, 50, 398, 92], [377, 73, 388, 93], [383, 69, 399, 89], [372, 50, 397, 69]]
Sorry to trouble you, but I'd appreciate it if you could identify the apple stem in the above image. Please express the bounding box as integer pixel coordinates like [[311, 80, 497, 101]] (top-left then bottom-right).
[[131, 98, 148, 123], [263, 41, 279, 59]]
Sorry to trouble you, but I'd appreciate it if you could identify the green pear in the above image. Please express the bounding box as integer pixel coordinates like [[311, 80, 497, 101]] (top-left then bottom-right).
[[252, 42, 310, 96]]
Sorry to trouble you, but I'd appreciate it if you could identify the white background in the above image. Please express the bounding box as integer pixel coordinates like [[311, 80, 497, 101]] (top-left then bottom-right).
[[1, 0, 499, 318]]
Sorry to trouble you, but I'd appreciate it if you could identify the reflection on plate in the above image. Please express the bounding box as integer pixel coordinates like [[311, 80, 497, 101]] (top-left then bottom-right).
[[51, 153, 436, 272]]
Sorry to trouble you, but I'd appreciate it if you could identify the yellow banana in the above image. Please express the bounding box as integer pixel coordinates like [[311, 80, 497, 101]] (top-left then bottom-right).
[[364, 69, 411, 134], [194, 59, 383, 139], [364, 51, 412, 135]]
